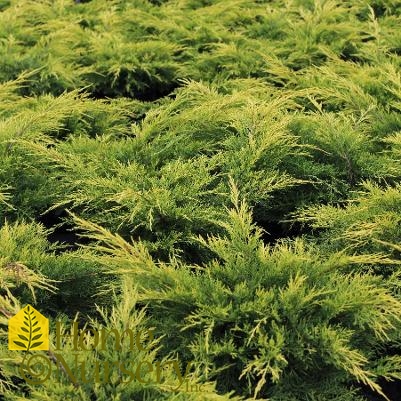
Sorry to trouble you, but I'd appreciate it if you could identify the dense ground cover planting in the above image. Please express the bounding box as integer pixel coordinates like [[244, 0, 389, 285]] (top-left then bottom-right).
[[1, 0, 401, 399]]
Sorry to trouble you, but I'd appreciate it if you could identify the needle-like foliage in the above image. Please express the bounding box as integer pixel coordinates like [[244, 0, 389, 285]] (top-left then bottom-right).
[[2, 0, 401, 399], [71, 185, 401, 400]]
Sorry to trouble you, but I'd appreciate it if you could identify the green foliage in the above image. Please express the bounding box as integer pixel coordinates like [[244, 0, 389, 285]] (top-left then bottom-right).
[[296, 182, 401, 262], [2, 0, 401, 399], [73, 187, 401, 400], [0, 220, 108, 316], [1, 278, 239, 401]]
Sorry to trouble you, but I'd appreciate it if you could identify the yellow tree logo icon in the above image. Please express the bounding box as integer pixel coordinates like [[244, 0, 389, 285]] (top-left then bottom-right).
[[8, 305, 49, 351]]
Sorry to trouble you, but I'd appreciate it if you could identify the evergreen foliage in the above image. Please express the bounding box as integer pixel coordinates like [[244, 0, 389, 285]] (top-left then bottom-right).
[[73, 186, 401, 400], [1, 0, 401, 400]]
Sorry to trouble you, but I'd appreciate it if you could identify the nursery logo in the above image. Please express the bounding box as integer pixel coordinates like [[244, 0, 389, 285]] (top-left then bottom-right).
[[8, 304, 49, 351], [7, 305, 204, 393]]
